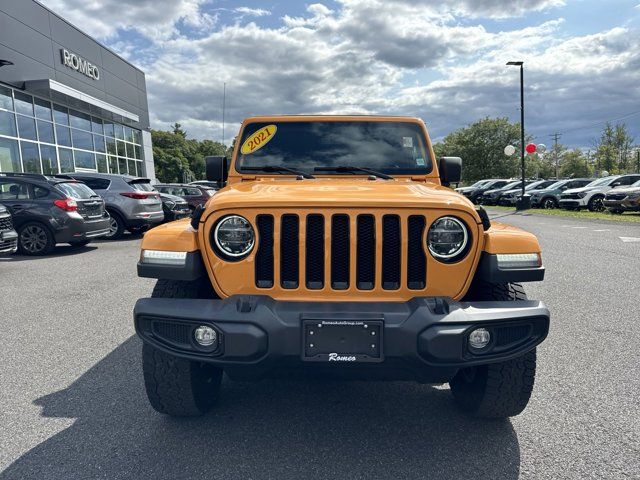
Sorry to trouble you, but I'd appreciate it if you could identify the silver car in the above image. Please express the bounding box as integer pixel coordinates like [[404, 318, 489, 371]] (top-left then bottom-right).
[[59, 173, 164, 239]]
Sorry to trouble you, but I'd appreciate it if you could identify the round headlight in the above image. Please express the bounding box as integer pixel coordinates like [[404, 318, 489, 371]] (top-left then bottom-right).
[[427, 216, 469, 262], [214, 215, 255, 258]]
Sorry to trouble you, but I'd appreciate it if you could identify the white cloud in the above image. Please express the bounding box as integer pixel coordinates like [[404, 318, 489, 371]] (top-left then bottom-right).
[[234, 7, 271, 17], [40, 0, 640, 147]]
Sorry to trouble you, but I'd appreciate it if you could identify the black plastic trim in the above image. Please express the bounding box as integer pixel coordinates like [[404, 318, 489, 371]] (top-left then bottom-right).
[[137, 251, 206, 281], [476, 252, 545, 283]]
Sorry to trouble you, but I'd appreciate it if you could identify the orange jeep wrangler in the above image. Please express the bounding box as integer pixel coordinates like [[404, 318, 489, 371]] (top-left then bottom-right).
[[134, 116, 549, 418]]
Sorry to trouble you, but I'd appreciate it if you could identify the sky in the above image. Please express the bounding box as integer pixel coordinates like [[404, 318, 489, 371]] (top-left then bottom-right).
[[40, 0, 640, 149]]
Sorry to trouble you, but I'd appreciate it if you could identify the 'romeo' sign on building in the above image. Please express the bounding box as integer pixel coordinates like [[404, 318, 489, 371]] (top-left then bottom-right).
[[60, 48, 100, 80]]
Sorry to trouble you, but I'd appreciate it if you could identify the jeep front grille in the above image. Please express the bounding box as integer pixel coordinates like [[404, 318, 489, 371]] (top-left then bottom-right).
[[254, 213, 428, 292]]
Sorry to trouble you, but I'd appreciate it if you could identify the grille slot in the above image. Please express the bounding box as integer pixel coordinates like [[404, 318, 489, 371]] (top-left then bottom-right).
[[280, 214, 299, 289], [0, 216, 13, 231], [495, 325, 531, 347], [382, 215, 401, 290], [153, 322, 191, 346], [356, 215, 376, 290], [331, 214, 350, 289], [407, 215, 426, 289], [305, 214, 325, 289], [255, 215, 274, 288]]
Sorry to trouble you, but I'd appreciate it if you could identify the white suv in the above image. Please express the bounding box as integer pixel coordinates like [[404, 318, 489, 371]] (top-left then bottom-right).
[[559, 174, 640, 211]]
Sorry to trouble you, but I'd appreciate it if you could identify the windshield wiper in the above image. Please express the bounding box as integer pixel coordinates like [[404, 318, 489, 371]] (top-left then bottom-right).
[[314, 166, 393, 180], [242, 165, 315, 179]]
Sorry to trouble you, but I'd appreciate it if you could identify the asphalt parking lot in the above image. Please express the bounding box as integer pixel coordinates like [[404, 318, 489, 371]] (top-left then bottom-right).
[[1, 212, 639, 480]]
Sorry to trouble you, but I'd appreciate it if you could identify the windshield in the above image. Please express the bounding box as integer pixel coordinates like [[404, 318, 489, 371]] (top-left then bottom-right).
[[632, 180, 640, 187], [236, 121, 432, 175], [469, 180, 489, 188], [544, 180, 566, 190], [56, 182, 98, 199], [499, 181, 520, 190], [586, 176, 619, 187]]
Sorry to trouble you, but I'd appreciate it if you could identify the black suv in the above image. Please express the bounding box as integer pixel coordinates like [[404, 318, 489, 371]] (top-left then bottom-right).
[[0, 173, 110, 255]]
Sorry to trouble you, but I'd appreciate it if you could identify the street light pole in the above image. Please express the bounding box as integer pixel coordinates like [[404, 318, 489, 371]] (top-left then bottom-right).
[[507, 61, 528, 210]]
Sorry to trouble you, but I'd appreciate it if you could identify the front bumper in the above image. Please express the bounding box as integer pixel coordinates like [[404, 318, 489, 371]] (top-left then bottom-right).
[[0, 229, 18, 253], [134, 296, 550, 382], [604, 199, 640, 211], [559, 199, 585, 208]]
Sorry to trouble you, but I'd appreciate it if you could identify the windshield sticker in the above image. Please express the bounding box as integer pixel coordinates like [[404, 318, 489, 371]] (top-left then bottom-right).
[[402, 137, 413, 148], [416, 157, 425, 166], [241, 125, 277, 155]]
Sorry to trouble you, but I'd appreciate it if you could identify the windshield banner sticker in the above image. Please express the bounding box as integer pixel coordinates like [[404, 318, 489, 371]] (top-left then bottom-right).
[[241, 124, 277, 155]]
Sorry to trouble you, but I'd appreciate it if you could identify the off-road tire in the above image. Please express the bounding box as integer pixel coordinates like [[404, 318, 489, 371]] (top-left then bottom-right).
[[451, 281, 537, 418], [142, 279, 222, 416], [142, 344, 222, 416], [588, 195, 605, 212]]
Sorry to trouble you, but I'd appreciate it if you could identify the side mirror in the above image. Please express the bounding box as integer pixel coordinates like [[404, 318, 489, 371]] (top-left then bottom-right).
[[439, 157, 462, 187], [205, 156, 228, 184]]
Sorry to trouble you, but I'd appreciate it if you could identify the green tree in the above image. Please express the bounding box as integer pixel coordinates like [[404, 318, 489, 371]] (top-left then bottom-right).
[[434, 117, 530, 182], [560, 149, 592, 178], [593, 122, 634, 174], [151, 128, 226, 182]]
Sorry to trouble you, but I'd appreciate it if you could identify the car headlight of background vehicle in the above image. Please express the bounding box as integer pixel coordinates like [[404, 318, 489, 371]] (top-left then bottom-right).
[[427, 216, 470, 262], [576, 192, 589, 198], [213, 215, 255, 259], [164, 200, 175, 210], [625, 192, 640, 200]]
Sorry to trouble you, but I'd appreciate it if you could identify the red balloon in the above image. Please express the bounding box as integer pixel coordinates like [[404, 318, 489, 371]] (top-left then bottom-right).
[[526, 143, 537, 154]]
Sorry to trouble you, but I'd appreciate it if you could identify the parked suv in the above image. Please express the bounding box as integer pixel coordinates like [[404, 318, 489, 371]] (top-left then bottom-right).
[[603, 179, 640, 213], [458, 179, 511, 204], [529, 178, 594, 209], [559, 174, 640, 211], [0, 173, 110, 255], [157, 191, 191, 222], [134, 115, 549, 419], [59, 173, 164, 239], [498, 179, 557, 206], [479, 180, 532, 205], [0, 203, 18, 254], [155, 184, 215, 211]]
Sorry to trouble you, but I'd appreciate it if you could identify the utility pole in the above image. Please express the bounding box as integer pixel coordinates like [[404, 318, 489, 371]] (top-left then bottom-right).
[[636, 149, 640, 173], [222, 82, 226, 147], [550, 132, 562, 179]]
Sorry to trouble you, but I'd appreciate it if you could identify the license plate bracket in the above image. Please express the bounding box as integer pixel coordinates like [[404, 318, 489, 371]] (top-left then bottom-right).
[[302, 320, 383, 363]]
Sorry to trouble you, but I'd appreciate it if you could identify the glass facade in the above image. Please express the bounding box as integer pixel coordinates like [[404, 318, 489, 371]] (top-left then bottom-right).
[[0, 83, 145, 176]]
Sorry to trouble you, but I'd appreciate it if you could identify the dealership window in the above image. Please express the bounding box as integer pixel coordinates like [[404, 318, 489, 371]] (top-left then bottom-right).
[[0, 86, 13, 111], [0, 111, 17, 137], [21, 141, 41, 173], [40, 145, 58, 175], [0, 138, 21, 172], [0, 83, 144, 175]]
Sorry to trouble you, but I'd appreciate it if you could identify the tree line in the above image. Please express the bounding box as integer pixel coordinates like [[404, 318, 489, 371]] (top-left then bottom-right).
[[151, 119, 637, 183], [434, 117, 638, 182]]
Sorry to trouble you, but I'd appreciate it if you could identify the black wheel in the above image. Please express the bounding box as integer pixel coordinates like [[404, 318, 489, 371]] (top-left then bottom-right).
[[541, 197, 557, 209], [142, 279, 222, 416], [588, 195, 605, 212], [18, 222, 55, 256], [69, 240, 91, 247], [104, 210, 125, 240], [450, 281, 537, 418]]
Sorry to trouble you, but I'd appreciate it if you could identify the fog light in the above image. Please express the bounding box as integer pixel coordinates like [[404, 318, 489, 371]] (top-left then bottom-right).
[[469, 328, 491, 350], [194, 325, 217, 346]]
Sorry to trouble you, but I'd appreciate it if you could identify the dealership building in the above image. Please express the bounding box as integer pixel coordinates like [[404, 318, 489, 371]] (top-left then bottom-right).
[[0, 0, 155, 178]]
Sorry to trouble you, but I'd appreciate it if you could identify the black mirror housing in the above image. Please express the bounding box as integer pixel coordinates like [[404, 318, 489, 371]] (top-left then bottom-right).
[[205, 156, 228, 183], [439, 157, 462, 187]]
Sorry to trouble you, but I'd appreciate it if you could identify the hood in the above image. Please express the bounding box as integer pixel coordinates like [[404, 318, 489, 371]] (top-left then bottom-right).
[[528, 188, 551, 196], [210, 178, 475, 212], [483, 188, 507, 196], [564, 185, 608, 194], [607, 186, 640, 195]]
